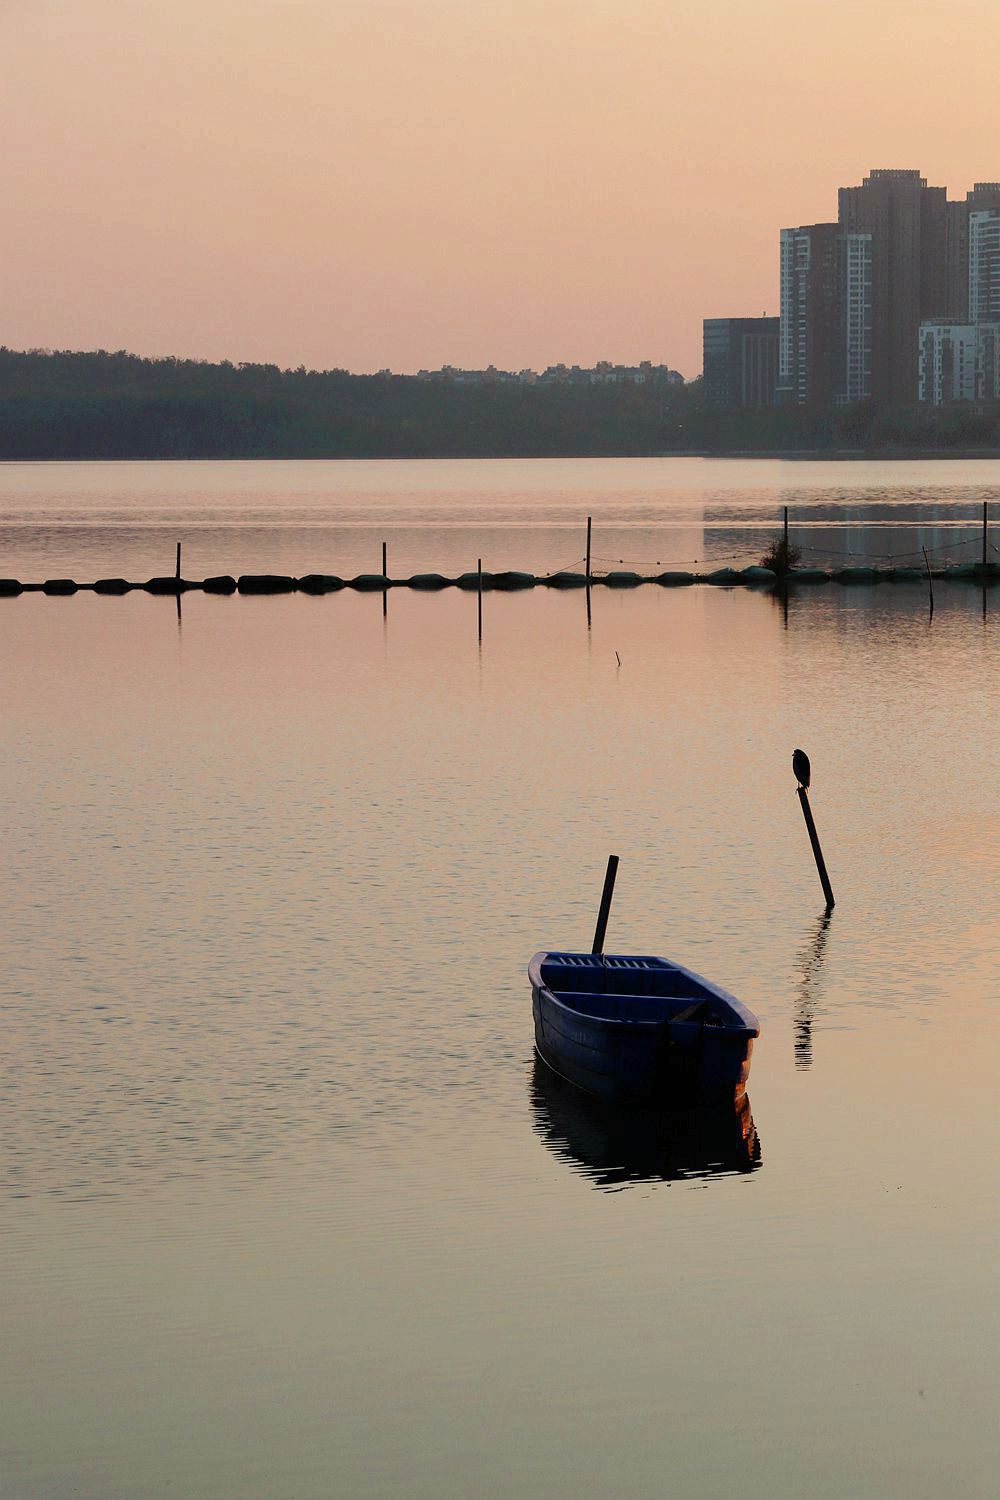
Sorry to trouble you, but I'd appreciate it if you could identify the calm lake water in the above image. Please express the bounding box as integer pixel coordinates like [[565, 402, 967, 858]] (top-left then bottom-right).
[[2, 454, 1000, 577], [2, 459, 999, 1499]]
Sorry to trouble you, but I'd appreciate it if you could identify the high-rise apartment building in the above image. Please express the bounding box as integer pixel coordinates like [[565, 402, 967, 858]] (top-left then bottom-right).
[[702, 317, 779, 407], [969, 210, 1000, 324], [945, 184, 1000, 319], [977, 323, 1000, 401], [838, 169, 950, 404], [919, 205, 1000, 405], [776, 224, 871, 405]]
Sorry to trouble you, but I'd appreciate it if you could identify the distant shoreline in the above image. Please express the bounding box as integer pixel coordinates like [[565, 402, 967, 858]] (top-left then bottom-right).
[[4, 447, 1000, 464], [694, 447, 1000, 461], [4, 348, 1000, 463]]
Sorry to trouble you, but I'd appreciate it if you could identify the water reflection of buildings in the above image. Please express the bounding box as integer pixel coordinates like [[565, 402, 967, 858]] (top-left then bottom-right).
[[701, 498, 994, 572], [794, 910, 832, 1070], [781, 502, 984, 571], [529, 1058, 761, 1189]]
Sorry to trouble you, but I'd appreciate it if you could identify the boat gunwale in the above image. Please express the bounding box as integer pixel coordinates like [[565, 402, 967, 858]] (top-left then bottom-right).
[[529, 950, 760, 1038]]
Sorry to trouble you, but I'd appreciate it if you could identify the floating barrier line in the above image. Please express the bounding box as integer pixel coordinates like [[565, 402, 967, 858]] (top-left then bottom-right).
[[796, 534, 984, 565], [591, 551, 752, 567], [2, 562, 999, 600]]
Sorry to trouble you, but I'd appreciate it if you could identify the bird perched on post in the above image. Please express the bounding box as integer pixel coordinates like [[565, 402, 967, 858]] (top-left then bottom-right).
[[792, 748, 811, 790]]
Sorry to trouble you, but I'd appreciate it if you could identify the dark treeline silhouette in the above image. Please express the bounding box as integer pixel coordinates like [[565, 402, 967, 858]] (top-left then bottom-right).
[[1, 347, 998, 458]]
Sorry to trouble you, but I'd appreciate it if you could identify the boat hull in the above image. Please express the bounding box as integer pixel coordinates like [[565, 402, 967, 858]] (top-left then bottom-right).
[[530, 953, 757, 1103]]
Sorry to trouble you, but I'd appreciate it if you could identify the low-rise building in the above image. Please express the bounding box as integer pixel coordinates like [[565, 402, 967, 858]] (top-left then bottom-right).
[[416, 362, 683, 387], [918, 321, 979, 403], [918, 318, 1000, 404], [702, 317, 779, 407]]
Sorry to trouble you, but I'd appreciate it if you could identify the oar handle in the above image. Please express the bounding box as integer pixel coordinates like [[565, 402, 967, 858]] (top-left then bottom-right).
[[592, 855, 619, 955]]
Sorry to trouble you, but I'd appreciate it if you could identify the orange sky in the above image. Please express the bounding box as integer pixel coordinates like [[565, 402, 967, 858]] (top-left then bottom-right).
[[3, 0, 999, 377]]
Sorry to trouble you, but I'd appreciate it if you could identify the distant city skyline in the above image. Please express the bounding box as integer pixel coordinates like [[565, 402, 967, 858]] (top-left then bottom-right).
[[705, 169, 1000, 409], [4, 0, 1000, 378]]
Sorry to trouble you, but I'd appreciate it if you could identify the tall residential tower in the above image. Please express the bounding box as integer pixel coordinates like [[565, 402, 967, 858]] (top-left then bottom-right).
[[838, 169, 948, 405], [777, 224, 872, 405], [945, 184, 1000, 319], [969, 209, 1000, 323]]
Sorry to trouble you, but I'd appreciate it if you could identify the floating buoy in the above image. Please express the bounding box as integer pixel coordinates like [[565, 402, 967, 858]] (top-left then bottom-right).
[[349, 574, 390, 592], [297, 574, 344, 594], [407, 573, 453, 590], [237, 575, 297, 594]]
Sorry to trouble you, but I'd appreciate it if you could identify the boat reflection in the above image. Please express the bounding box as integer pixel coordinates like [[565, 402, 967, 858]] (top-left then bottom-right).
[[529, 1057, 761, 1189]]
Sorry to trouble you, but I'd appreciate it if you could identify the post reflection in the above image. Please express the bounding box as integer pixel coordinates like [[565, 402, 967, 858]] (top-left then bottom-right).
[[765, 583, 790, 629], [529, 1056, 760, 1189], [794, 909, 832, 1069]]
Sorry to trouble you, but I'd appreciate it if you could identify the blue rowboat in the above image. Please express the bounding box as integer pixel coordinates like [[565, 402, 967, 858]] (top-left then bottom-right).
[[529, 950, 759, 1103]]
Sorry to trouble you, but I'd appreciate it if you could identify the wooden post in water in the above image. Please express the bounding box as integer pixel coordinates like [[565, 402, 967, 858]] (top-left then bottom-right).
[[792, 750, 834, 910], [477, 557, 483, 643], [586, 515, 592, 585], [922, 546, 934, 619], [175, 542, 181, 582], [783, 505, 789, 561], [382, 541, 387, 578], [983, 501, 989, 569], [592, 854, 619, 955]]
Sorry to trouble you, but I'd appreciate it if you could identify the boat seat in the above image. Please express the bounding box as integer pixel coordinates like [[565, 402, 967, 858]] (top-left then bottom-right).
[[550, 991, 715, 1026], [670, 1000, 711, 1025]]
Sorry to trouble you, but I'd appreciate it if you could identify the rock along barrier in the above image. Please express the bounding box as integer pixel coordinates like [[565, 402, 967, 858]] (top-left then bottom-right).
[[2, 563, 999, 600]]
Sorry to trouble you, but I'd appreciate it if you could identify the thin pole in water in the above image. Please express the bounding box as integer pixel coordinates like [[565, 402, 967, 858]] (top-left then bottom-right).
[[922, 546, 934, 619], [477, 557, 482, 643], [792, 750, 834, 910], [783, 505, 789, 559], [382, 541, 388, 617], [175, 542, 181, 581], [592, 854, 619, 955], [586, 515, 592, 585], [983, 501, 989, 570]]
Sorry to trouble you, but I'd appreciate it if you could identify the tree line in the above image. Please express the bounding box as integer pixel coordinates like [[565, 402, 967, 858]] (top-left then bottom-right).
[[1, 347, 997, 458]]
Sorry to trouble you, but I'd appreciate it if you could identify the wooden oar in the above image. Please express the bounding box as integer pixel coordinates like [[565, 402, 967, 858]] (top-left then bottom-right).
[[592, 855, 619, 955]]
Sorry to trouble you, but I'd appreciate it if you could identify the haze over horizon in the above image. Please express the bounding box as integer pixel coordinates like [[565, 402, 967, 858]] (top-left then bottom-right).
[[4, 0, 999, 379]]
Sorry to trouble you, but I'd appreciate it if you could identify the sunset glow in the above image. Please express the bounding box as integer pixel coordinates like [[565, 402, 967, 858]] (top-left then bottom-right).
[[4, 0, 1000, 374]]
